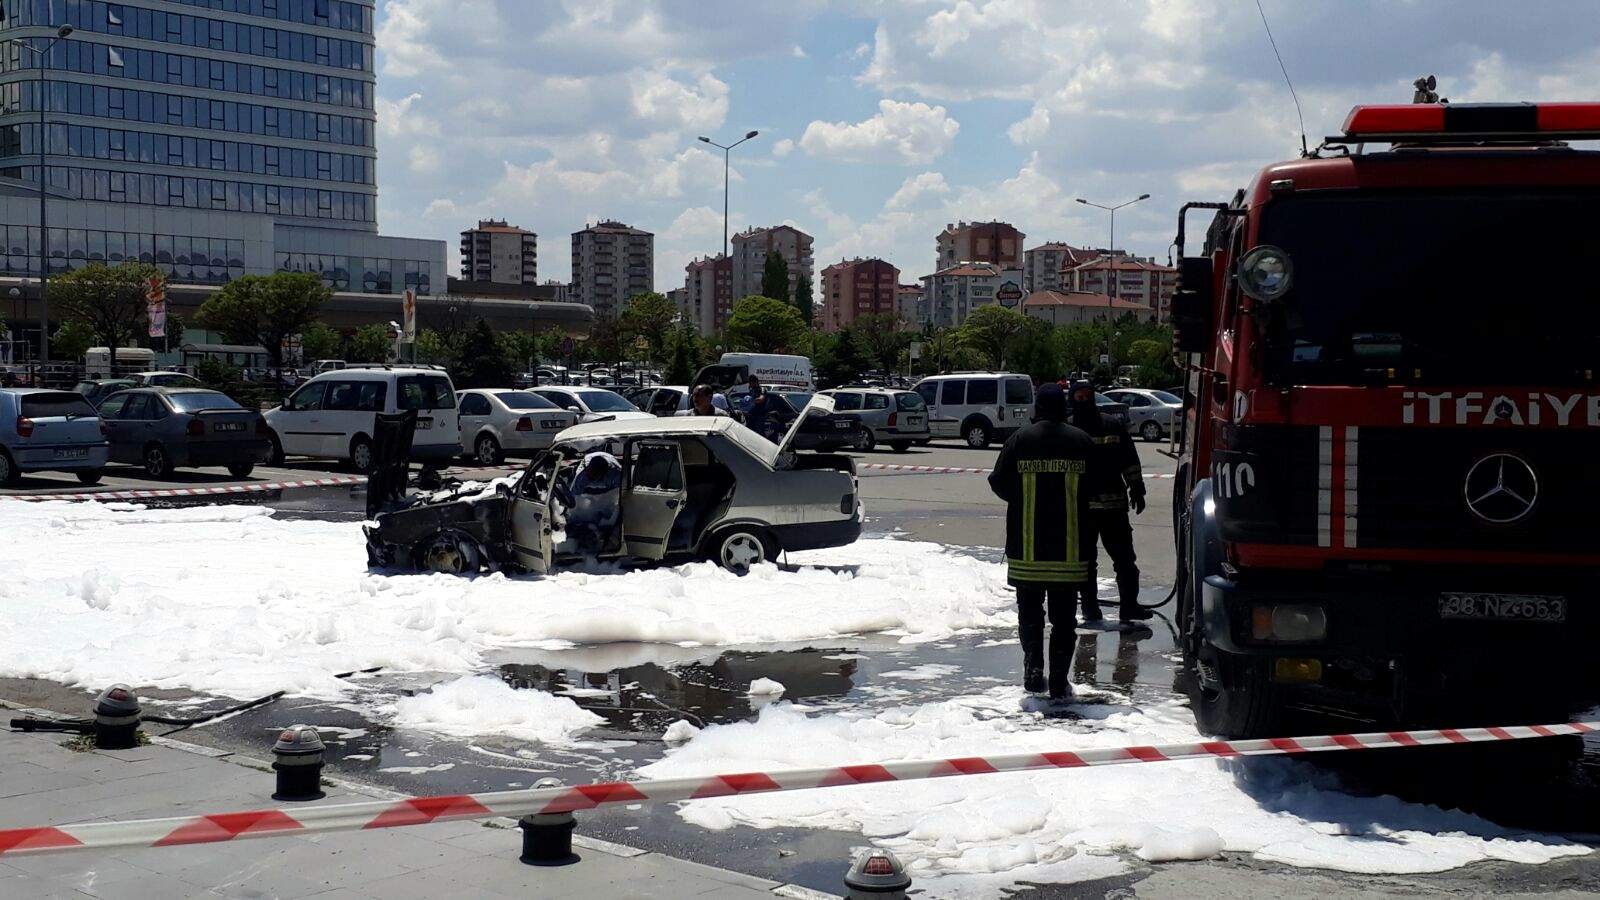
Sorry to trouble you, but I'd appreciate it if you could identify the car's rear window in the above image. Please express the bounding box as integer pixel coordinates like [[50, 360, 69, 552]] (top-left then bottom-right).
[[397, 375, 455, 410], [1004, 378, 1033, 404], [21, 393, 96, 418], [894, 392, 924, 411], [496, 391, 559, 411], [167, 391, 243, 412]]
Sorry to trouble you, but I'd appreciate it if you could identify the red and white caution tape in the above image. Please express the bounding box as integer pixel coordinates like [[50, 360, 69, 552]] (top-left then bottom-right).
[[856, 462, 1174, 479], [0, 476, 366, 503], [1, 720, 1591, 858]]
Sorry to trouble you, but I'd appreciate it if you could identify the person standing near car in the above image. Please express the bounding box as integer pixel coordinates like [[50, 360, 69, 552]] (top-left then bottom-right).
[[987, 383, 1095, 701], [681, 384, 729, 417], [1068, 380, 1150, 627], [740, 376, 773, 436]]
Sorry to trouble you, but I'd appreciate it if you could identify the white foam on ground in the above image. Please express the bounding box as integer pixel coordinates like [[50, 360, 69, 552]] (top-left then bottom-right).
[[388, 675, 603, 746], [0, 501, 1013, 699], [638, 689, 1589, 896], [747, 678, 786, 696]]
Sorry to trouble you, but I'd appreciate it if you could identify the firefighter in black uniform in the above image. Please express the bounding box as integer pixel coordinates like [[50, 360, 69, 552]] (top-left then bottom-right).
[[987, 384, 1096, 700], [1068, 380, 1151, 626]]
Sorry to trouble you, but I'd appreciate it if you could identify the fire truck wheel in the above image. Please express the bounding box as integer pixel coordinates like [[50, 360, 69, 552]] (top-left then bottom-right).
[[1191, 644, 1282, 739]]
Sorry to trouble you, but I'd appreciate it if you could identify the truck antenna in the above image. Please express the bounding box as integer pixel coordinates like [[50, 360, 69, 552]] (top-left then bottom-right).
[[1254, 0, 1308, 157]]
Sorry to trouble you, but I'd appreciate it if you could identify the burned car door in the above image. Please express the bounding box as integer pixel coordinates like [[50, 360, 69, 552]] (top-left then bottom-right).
[[623, 440, 687, 561], [508, 454, 558, 573]]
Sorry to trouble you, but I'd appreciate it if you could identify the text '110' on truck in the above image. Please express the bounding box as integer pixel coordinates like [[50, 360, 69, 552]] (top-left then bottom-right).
[[1169, 100, 1600, 739]]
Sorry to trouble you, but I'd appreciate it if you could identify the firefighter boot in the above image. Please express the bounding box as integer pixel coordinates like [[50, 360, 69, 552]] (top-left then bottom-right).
[[1019, 618, 1046, 694], [1079, 585, 1105, 625], [1048, 621, 1075, 701], [1117, 571, 1152, 622]]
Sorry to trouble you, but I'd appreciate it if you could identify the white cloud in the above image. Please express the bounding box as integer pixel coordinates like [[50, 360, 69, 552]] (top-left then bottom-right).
[[1007, 107, 1050, 145], [799, 99, 960, 165], [791, 44, 807, 59], [629, 70, 730, 132], [376, 92, 438, 139], [771, 138, 795, 158], [885, 172, 950, 210]]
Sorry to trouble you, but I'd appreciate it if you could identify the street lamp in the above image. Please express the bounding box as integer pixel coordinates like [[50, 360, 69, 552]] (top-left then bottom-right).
[[697, 130, 760, 259], [1075, 193, 1149, 376], [10, 24, 74, 365]]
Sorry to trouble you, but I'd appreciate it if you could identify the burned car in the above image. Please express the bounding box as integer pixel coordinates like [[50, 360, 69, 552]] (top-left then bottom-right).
[[364, 396, 861, 575]]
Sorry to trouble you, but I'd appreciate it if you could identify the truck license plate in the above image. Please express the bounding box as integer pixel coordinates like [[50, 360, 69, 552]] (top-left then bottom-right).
[[53, 448, 88, 460], [1438, 592, 1566, 623]]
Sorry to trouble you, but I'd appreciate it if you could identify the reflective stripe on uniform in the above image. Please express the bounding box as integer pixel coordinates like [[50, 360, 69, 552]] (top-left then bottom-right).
[[1007, 558, 1090, 582], [1064, 470, 1080, 566], [1021, 471, 1037, 562], [1093, 435, 1121, 444]]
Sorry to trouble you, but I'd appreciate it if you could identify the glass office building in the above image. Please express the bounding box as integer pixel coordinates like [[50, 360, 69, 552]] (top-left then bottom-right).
[[0, 0, 441, 304]]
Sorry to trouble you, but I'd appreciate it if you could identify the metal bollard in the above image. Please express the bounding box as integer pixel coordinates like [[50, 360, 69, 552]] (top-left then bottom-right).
[[92, 685, 142, 750], [270, 726, 326, 801], [843, 849, 911, 899], [519, 777, 578, 866]]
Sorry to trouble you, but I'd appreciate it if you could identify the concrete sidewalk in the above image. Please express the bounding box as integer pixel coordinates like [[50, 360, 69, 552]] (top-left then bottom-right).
[[0, 717, 831, 899]]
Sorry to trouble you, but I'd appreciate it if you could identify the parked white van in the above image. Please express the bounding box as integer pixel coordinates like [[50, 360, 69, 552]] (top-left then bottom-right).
[[264, 367, 460, 470], [710, 353, 814, 390], [912, 372, 1035, 448]]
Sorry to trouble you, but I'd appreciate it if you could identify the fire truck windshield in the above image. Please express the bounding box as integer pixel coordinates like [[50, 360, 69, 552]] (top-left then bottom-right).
[[1256, 189, 1600, 387]]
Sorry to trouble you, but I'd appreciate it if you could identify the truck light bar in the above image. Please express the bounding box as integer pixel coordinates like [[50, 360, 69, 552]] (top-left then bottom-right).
[[1332, 103, 1600, 143]]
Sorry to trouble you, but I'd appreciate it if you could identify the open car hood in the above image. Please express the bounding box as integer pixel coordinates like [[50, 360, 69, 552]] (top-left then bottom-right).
[[758, 393, 836, 468]]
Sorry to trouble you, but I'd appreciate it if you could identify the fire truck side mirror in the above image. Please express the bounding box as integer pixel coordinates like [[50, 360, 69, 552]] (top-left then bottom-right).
[[1172, 257, 1214, 354]]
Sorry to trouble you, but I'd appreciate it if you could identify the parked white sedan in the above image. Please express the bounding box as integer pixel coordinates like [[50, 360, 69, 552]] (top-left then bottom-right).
[[1103, 388, 1182, 442], [456, 389, 578, 465], [531, 386, 654, 424]]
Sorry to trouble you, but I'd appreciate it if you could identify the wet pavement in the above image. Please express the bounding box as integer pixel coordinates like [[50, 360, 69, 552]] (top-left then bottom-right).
[[10, 472, 1600, 895]]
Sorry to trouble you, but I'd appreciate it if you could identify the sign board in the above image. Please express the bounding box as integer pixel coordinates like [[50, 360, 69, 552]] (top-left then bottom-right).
[[1099, 354, 1111, 366], [561, 337, 576, 357], [634, 336, 649, 352], [402, 289, 416, 342], [996, 282, 1024, 308], [909, 341, 923, 361], [145, 276, 166, 339]]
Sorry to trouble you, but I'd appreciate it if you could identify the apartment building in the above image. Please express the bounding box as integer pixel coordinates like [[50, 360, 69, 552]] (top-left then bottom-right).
[[818, 257, 899, 332], [570, 220, 653, 316]]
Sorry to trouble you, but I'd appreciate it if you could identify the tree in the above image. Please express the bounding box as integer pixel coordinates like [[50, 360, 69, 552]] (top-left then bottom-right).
[[621, 291, 676, 364], [497, 330, 540, 374], [851, 313, 909, 374], [761, 250, 790, 302], [792, 273, 814, 327], [51, 262, 162, 368], [958, 304, 1029, 369], [815, 328, 871, 388], [347, 323, 393, 364], [724, 295, 808, 354], [662, 321, 709, 386], [585, 313, 630, 368], [299, 323, 342, 362], [196, 272, 330, 368], [51, 319, 95, 361], [1010, 318, 1061, 382], [454, 318, 514, 389], [1055, 324, 1100, 377]]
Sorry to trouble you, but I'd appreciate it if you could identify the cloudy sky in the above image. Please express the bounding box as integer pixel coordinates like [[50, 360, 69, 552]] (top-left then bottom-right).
[[372, 0, 1600, 289]]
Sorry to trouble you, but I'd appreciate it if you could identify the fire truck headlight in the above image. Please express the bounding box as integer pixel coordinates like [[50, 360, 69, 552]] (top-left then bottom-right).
[[1251, 603, 1327, 642], [1237, 244, 1294, 302]]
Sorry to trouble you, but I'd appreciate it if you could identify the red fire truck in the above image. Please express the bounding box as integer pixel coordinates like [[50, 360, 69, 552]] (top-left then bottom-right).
[[1170, 102, 1600, 738]]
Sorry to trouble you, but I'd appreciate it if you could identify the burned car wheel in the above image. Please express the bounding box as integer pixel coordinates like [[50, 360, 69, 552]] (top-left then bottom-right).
[[416, 531, 483, 575], [710, 527, 775, 574]]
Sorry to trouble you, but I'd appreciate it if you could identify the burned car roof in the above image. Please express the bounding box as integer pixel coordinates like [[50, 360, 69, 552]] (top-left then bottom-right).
[[555, 416, 743, 442]]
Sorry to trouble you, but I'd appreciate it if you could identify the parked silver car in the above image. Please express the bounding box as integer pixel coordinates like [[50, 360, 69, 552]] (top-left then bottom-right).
[[364, 396, 860, 575], [822, 387, 931, 452], [1102, 388, 1182, 441], [0, 389, 109, 486]]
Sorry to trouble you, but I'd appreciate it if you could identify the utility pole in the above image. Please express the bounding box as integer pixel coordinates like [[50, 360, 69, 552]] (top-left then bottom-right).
[[1075, 193, 1150, 376]]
